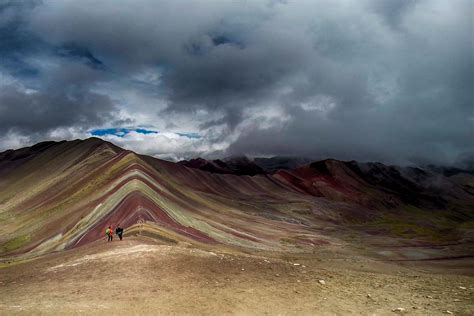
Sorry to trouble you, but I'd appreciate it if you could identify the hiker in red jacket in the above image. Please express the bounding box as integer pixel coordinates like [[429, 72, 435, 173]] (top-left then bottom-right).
[[105, 226, 113, 242]]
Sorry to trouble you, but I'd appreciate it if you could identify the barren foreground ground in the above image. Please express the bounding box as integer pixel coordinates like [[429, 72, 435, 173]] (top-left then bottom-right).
[[1, 238, 473, 315]]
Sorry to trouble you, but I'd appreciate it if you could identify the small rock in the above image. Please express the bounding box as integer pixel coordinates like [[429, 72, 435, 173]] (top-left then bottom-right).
[[426, 295, 433, 299], [445, 311, 453, 315], [453, 299, 460, 302], [302, 265, 306, 268], [323, 297, 327, 300], [318, 279, 326, 285], [412, 306, 418, 309], [275, 273, 280, 277], [367, 294, 372, 298], [241, 268, 245, 271], [392, 307, 405, 313], [458, 286, 466, 290], [297, 280, 301, 283], [293, 263, 301, 266]]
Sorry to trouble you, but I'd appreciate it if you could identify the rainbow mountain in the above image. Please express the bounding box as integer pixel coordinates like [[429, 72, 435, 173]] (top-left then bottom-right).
[[1, 138, 473, 262]]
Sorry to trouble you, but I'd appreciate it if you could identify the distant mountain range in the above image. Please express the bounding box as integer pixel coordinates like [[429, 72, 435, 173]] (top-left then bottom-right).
[[178, 156, 314, 176], [178, 156, 266, 176], [1, 138, 473, 262], [180, 155, 473, 210], [180, 154, 474, 180], [178, 156, 314, 175]]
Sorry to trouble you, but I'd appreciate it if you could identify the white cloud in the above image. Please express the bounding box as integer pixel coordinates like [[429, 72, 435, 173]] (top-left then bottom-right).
[[0, 131, 31, 152], [95, 130, 222, 161]]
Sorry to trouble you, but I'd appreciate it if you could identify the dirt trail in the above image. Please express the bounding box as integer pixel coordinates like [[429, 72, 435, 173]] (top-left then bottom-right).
[[1, 238, 473, 315]]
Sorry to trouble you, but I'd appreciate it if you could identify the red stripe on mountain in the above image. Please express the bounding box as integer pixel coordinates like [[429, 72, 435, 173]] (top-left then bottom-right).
[[72, 191, 216, 248]]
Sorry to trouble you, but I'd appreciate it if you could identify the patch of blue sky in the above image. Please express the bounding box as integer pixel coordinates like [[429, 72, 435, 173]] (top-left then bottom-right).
[[90, 128, 158, 137], [135, 128, 159, 135], [90, 128, 201, 139]]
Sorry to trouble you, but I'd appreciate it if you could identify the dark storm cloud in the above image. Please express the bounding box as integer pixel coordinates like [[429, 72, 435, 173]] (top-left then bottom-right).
[[0, 0, 43, 78], [369, 0, 419, 28], [0, 84, 116, 134], [55, 43, 104, 69], [0, 0, 472, 165], [0, 0, 120, 142], [0, 0, 40, 54]]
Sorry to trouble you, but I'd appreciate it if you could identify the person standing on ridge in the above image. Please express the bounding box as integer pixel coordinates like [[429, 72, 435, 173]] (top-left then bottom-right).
[[115, 224, 124, 241], [106, 226, 113, 242]]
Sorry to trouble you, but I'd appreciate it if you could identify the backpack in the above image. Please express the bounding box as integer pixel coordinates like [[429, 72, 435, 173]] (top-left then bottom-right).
[[106, 228, 110, 236]]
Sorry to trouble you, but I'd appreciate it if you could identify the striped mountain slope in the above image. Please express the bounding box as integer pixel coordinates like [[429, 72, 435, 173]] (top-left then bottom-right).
[[0, 138, 473, 262]]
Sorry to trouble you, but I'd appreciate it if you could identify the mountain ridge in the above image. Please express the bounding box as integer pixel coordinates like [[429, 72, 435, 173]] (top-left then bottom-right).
[[1, 138, 473, 263]]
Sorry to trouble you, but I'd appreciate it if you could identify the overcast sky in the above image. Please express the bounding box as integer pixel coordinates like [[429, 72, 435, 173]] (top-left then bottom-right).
[[0, 0, 472, 166]]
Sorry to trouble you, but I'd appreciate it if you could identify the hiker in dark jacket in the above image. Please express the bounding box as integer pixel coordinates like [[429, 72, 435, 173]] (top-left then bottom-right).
[[115, 225, 124, 241]]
